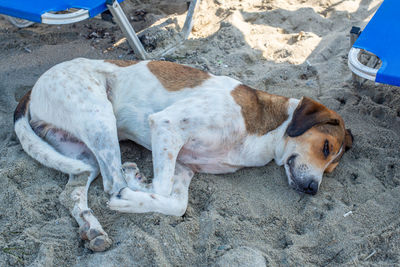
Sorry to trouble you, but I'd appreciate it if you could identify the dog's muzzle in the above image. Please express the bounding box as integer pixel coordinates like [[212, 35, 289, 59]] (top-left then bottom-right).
[[286, 155, 319, 195]]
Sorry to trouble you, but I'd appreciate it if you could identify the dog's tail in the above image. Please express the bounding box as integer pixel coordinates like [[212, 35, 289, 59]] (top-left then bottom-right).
[[14, 90, 93, 174]]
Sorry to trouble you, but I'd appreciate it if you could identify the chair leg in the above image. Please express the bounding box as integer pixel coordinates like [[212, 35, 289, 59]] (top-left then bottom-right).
[[106, 0, 148, 59], [350, 26, 361, 47], [182, 0, 200, 40], [350, 26, 362, 85], [4, 16, 34, 28]]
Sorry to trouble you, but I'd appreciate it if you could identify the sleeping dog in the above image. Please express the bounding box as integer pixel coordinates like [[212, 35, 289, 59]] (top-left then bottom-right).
[[14, 58, 353, 251]]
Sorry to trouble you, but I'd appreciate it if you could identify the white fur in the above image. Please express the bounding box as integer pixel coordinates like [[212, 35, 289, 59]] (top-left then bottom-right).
[[14, 117, 93, 174], [14, 58, 320, 250], [16, 58, 301, 211]]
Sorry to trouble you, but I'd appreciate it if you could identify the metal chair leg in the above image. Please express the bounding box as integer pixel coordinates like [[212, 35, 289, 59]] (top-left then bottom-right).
[[182, 0, 199, 40], [106, 0, 148, 59], [350, 26, 362, 85]]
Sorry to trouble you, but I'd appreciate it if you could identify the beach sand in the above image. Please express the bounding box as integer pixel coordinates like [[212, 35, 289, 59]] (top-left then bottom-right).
[[0, 0, 399, 266]]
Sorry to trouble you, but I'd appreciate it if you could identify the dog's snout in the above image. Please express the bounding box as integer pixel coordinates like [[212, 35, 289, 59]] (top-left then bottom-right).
[[304, 180, 318, 195]]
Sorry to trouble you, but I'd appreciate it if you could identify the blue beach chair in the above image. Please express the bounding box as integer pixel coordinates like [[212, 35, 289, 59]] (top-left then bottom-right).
[[0, 0, 199, 59], [348, 0, 400, 87]]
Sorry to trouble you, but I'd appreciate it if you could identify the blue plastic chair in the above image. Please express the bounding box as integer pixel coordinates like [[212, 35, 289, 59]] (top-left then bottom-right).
[[0, 0, 123, 23], [0, 0, 200, 59], [348, 0, 400, 86]]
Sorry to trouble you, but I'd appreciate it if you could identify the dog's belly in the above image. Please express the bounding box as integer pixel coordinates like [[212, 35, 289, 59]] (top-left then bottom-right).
[[182, 162, 240, 174], [177, 147, 242, 174]]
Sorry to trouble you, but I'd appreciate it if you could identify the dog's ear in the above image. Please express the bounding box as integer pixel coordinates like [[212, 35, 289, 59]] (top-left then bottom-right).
[[286, 97, 340, 137], [325, 162, 339, 173], [344, 128, 353, 151]]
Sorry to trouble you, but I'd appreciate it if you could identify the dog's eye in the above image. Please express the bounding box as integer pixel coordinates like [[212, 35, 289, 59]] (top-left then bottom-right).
[[323, 140, 330, 158]]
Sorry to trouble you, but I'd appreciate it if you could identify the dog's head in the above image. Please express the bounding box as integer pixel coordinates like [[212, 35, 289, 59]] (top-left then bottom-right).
[[282, 97, 353, 195]]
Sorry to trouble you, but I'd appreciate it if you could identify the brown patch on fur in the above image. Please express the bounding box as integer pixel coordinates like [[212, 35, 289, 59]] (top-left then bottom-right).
[[325, 162, 339, 173], [231, 85, 289, 135], [14, 90, 32, 122], [104, 60, 139, 67], [168, 153, 173, 160], [147, 61, 210, 91], [330, 129, 353, 166]]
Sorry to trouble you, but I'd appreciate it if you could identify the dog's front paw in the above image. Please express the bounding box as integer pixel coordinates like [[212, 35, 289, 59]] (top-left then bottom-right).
[[108, 187, 152, 213], [108, 187, 133, 212]]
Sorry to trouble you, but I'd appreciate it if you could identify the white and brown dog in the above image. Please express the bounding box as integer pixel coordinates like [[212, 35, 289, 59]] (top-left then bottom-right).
[[14, 58, 353, 251]]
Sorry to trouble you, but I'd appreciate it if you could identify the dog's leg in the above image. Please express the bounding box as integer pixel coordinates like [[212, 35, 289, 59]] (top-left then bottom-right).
[[32, 122, 112, 251], [109, 108, 196, 215], [148, 113, 187, 197], [75, 120, 127, 194], [108, 163, 194, 216], [60, 172, 112, 252], [30, 82, 127, 194]]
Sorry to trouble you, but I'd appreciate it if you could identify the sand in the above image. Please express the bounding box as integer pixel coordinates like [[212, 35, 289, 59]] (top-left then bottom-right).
[[0, 0, 399, 266]]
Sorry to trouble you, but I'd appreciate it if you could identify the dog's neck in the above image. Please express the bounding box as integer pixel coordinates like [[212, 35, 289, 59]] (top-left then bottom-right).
[[272, 98, 300, 166], [235, 97, 299, 167]]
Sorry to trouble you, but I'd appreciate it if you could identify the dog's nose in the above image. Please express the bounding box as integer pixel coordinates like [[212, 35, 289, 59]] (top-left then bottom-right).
[[304, 180, 318, 195]]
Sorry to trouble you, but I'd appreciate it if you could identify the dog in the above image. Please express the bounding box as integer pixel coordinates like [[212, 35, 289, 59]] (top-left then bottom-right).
[[14, 58, 353, 251]]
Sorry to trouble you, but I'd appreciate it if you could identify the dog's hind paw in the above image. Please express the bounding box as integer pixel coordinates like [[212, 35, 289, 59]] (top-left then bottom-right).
[[78, 209, 112, 252], [122, 162, 150, 191], [89, 234, 113, 252]]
